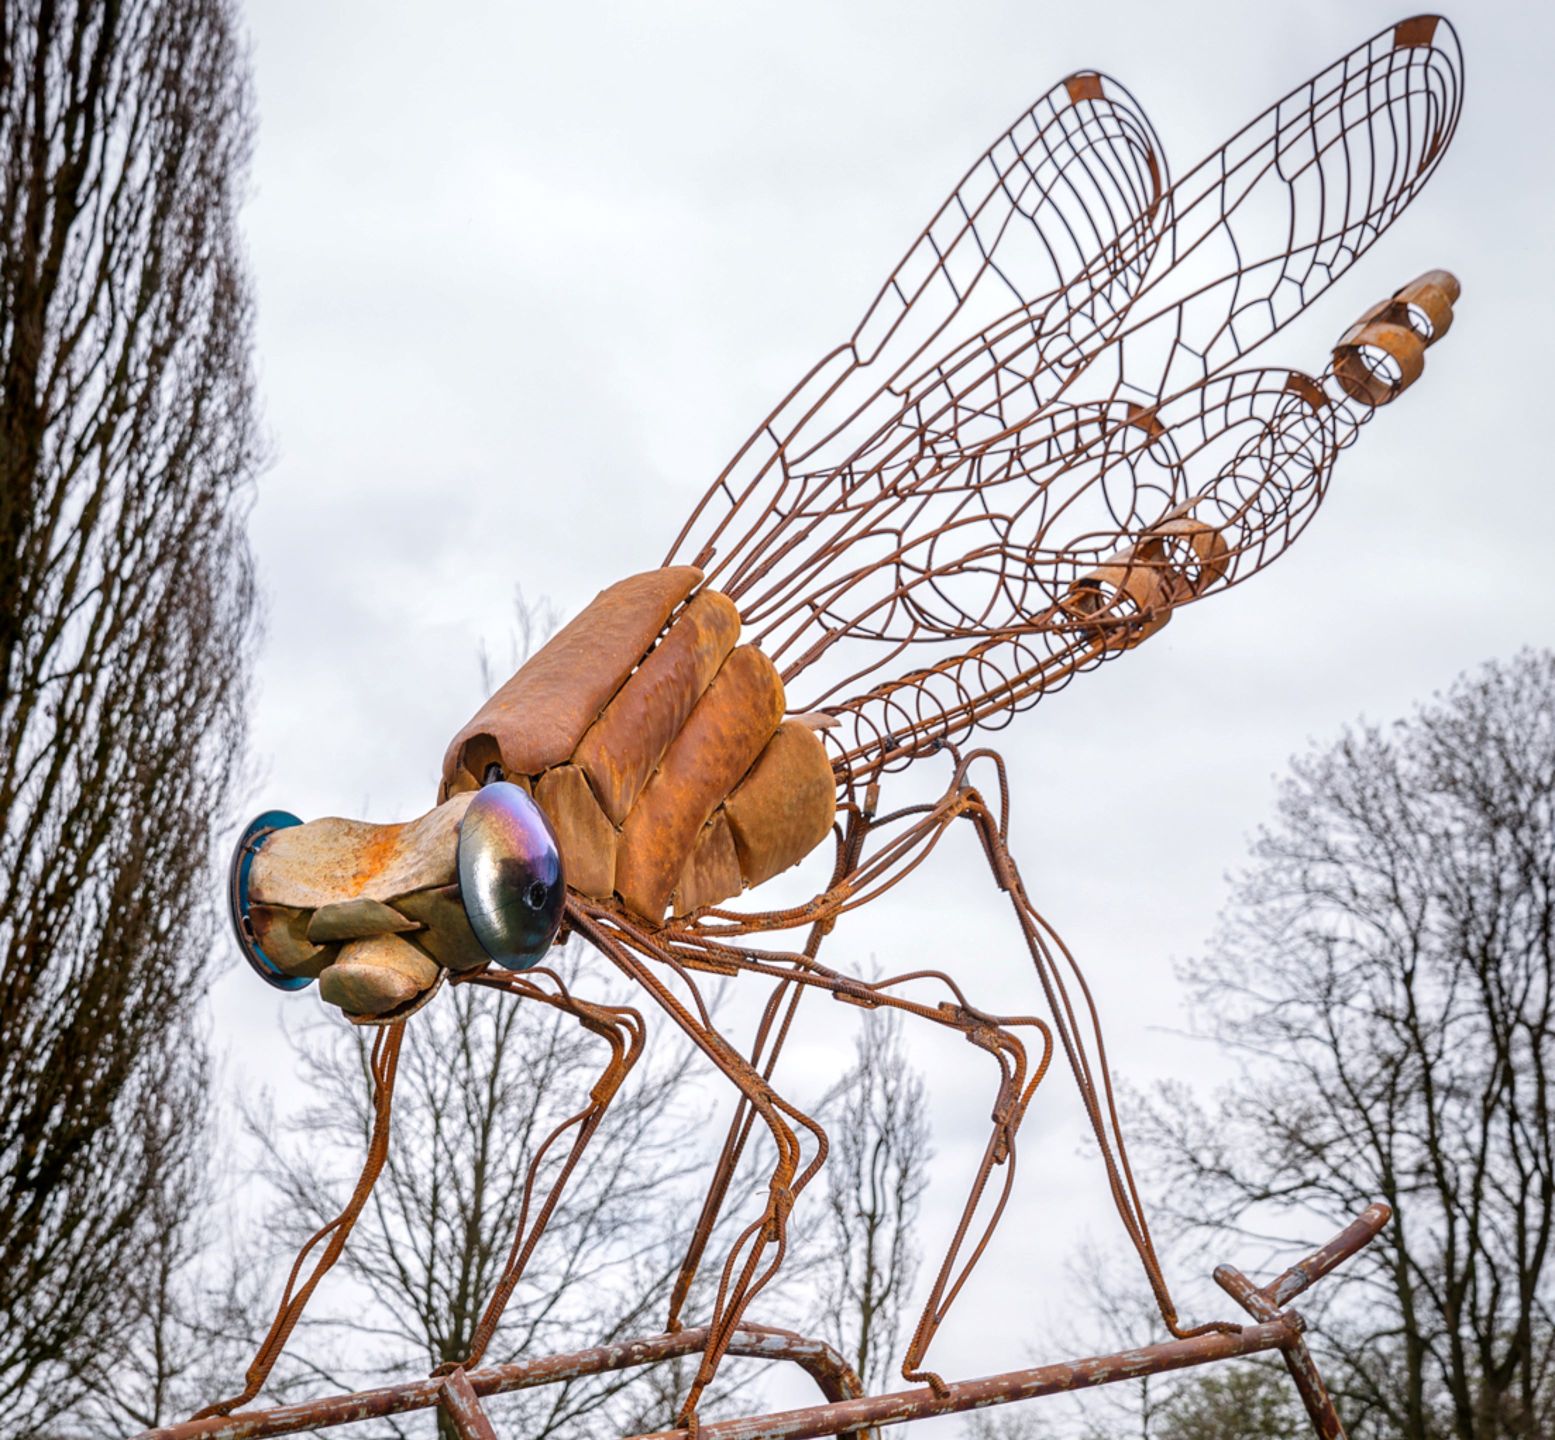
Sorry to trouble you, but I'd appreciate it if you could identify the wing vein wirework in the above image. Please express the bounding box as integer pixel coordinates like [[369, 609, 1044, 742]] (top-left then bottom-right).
[[666, 19, 1461, 781]]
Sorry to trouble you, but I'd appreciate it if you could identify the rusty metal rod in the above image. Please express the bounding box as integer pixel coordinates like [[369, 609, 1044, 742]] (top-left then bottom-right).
[[437, 1370, 498, 1440], [1280, 1334, 1347, 1440], [1263, 1203, 1392, 1309], [131, 1326, 864, 1440], [629, 1320, 1300, 1440], [1213, 1264, 1282, 1323], [1213, 1203, 1396, 1440], [143, 1209, 1387, 1440], [1216, 1270, 1348, 1436]]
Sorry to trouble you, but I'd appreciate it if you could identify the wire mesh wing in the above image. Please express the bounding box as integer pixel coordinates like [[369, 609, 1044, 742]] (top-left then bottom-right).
[[665, 17, 1463, 780], [669, 69, 1171, 600]]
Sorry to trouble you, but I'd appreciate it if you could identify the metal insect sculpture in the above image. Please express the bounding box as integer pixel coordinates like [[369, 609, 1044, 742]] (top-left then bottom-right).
[[154, 16, 1464, 1439]]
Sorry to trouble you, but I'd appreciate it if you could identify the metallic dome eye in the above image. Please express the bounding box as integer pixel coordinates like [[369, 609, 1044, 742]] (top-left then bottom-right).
[[457, 782, 565, 970], [229, 809, 314, 992]]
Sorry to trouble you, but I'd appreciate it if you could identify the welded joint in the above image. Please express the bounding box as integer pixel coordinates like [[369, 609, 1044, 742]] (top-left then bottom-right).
[[1213, 1263, 1284, 1324]]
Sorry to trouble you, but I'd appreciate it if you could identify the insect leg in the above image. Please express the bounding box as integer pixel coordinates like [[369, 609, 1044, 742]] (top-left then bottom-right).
[[567, 902, 827, 1429], [819, 966, 1055, 1398], [664, 794, 874, 1334], [649, 782, 1058, 1398], [948, 749, 1236, 1346], [189, 1022, 406, 1420], [434, 968, 647, 1373], [730, 754, 1232, 1385]]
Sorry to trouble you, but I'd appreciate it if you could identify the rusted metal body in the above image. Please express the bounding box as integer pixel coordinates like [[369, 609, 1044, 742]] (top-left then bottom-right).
[[196, 13, 1463, 1438]]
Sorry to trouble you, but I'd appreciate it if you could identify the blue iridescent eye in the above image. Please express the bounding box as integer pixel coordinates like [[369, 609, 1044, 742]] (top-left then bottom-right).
[[457, 782, 565, 969], [229, 810, 313, 991]]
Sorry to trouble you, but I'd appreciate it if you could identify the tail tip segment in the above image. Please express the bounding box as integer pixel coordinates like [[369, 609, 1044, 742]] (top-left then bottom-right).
[[1332, 267, 1461, 408]]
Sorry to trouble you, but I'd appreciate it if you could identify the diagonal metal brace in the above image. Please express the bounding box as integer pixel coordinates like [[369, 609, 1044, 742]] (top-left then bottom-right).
[[1213, 1202, 1393, 1439]]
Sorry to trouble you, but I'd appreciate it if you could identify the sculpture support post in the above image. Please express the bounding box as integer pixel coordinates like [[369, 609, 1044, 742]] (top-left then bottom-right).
[[132, 1208, 1386, 1440]]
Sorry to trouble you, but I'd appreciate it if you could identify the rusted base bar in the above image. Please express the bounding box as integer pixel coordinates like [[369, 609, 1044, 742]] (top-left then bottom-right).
[[1212, 1201, 1395, 1440], [1264, 1203, 1391, 1308], [438, 1369, 498, 1440], [133, 1326, 864, 1440], [1213, 1264, 1281, 1322], [140, 1207, 1390, 1440], [1281, 1335, 1346, 1440], [629, 1321, 1298, 1440]]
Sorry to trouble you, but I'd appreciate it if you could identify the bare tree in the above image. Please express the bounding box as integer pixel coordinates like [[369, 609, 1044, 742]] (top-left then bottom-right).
[[0, 1, 259, 1434], [1151, 1365, 1304, 1440], [59, 1064, 272, 1438], [1139, 651, 1555, 1440], [247, 949, 761, 1438], [1034, 1241, 1301, 1440], [1046, 1241, 1189, 1440], [814, 1005, 931, 1395]]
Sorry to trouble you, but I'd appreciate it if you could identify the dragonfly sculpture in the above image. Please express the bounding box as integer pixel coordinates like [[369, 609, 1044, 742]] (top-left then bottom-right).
[[193, 15, 1464, 1438]]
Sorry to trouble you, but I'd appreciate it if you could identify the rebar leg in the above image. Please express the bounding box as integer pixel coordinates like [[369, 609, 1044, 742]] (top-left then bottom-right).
[[190, 1023, 407, 1420], [437, 970, 647, 1373], [664, 801, 873, 1337], [961, 779, 1234, 1348], [569, 904, 826, 1429]]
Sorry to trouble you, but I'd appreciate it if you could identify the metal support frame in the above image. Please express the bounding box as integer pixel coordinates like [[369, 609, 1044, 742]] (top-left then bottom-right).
[[134, 1207, 1386, 1440], [133, 1325, 870, 1440]]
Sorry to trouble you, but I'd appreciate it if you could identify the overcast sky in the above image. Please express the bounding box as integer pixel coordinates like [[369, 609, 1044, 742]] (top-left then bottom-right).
[[218, 1, 1554, 1429]]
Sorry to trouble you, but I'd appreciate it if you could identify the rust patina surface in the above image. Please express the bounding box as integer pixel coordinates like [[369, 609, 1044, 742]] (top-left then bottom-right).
[[203, 14, 1464, 1436]]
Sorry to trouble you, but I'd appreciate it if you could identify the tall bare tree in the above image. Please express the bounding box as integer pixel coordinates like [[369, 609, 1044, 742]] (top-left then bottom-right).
[[1140, 651, 1555, 1440], [0, 1, 259, 1433], [59, 1065, 272, 1438], [814, 1005, 931, 1395]]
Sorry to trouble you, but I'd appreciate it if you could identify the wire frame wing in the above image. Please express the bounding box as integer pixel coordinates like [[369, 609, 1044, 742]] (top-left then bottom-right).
[[666, 17, 1463, 781], [667, 68, 1172, 592]]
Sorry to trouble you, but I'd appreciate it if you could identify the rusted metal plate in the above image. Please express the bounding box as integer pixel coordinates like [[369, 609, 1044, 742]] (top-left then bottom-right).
[[1061, 555, 1173, 651], [1332, 316, 1425, 405], [441, 566, 703, 792], [390, 884, 490, 972], [251, 796, 470, 910], [575, 589, 741, 826], [246, 904, 332, 978], [536, 763, 618, 900], [671, 809, 744, 915], [615, 644, 785, 919], [1395, 268, 1459, 342], [317, 934, 441, 1018], [307, 897, 422, 944], [724, 720, 837, 889]]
